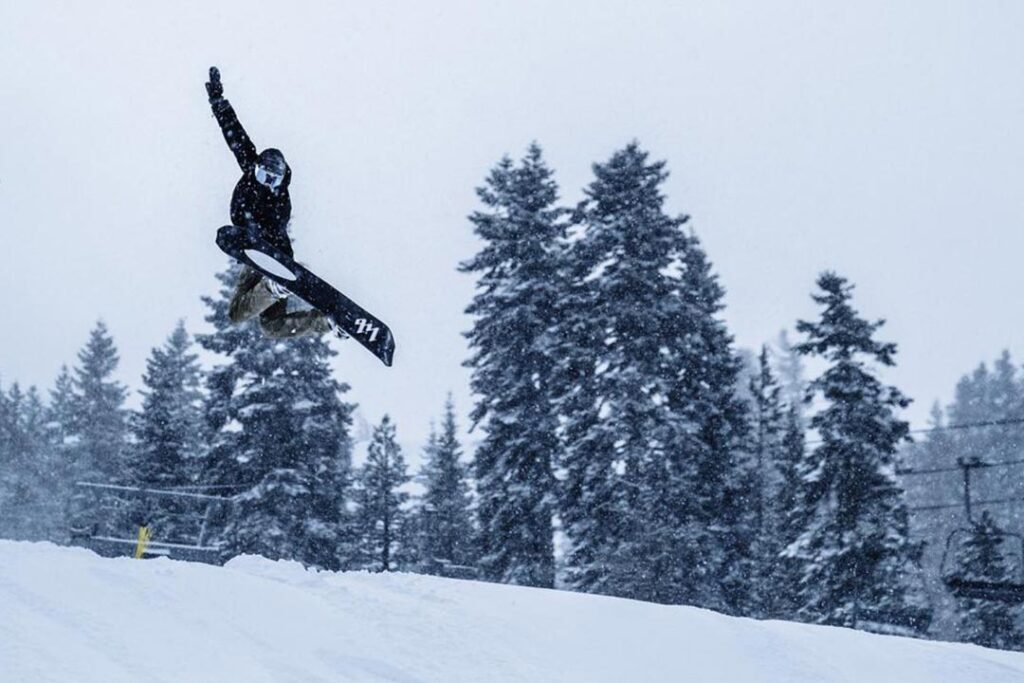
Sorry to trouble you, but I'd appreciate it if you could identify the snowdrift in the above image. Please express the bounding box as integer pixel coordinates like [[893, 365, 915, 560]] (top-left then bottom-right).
[[2, 541, 1023, 682]]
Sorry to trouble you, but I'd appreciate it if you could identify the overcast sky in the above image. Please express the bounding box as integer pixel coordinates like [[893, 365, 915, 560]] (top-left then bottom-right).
[[2, 1, 1022, 457]]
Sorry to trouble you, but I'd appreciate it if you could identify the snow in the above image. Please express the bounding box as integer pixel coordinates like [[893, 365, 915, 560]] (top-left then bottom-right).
[[3, 541, 1024, 682], [583, 257, 617, 284], [658, 257, 684, 279]]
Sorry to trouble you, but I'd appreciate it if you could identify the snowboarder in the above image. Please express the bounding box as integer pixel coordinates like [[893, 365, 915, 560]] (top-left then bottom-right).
[[206, 66, 331, 338]]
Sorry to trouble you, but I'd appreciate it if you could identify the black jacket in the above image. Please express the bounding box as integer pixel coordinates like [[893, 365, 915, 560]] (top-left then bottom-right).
[[212, 99, 294, 257]]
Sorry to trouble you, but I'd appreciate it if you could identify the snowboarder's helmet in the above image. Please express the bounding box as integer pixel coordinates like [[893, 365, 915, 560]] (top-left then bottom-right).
[[255, 148, 287, 190]]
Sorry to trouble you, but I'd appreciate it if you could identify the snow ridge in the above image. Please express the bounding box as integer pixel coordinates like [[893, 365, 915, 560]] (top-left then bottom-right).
[[2, 541, 1023, 683]]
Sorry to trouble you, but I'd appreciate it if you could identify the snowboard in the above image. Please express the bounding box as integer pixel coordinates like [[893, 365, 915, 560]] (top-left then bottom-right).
[[216, 225, 395, 367]]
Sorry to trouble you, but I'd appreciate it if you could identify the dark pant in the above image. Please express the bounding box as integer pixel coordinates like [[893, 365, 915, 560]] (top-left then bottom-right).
[[228, 266, 329, 338]]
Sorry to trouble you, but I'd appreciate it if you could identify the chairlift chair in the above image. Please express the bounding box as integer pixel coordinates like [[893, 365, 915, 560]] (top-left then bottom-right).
[[939, 527, 1024, 605]]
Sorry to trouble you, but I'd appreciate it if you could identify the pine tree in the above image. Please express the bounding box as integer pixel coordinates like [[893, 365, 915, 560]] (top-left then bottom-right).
[[24, 386, 56, 540], [556, 142, 750, 609], [0, 381, 15, 537], [196, 265, 355, 569], [789, 272, 931, 632], [131, 321, 204, 486], [673, 228, 754, 613], [125, 321, 205, 542], [557, 141, 684, 601], [460, 144, 563, 587], [419, 396, 475, 570], [17, 386, 50, 539], [953, 511, 1024, 650], [197, 265, 264, 490], [946, 354, 1024, 525], [772, 404, 807, 619], [45, 366, 77, 540], [0, 382, 48, 541], [989, 351, 1023, 427], [1, 389, 17, 534], [357, 415, 409, 571], [67, 322, 129, 536], [774, 329, 806, 422], [747, 346, 787, 617]]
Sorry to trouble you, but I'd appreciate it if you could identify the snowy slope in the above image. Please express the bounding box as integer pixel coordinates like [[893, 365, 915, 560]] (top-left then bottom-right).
[[2, 541, 1023, 683]]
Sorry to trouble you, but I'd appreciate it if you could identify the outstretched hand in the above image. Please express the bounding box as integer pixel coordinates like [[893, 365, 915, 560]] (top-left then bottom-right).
[[206, 66, 223, 102]]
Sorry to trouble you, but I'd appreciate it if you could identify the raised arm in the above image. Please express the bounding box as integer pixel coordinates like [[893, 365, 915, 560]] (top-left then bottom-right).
[[206, 67, 258, 171]]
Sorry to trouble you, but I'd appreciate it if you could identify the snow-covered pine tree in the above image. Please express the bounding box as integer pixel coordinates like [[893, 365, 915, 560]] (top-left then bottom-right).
[[790, 272, 931, 633], [356, 415, 409, 571], [18, 387, 54, 540], [556, 142, 750, 609], [418, 395, 476, 571], [672, 223, 753, 613], [0, 381, 17, 538], [556, 142, 678, 601], [406, 425, 438, 568], [765, 327, 808, 618], [774, 329, 806, 423], [290, 354, 356, 570], [746, 346, 787, 617], [45, 366, 76, 540], [460, 144, 564, 587], [928, 354, 1024, 476], [67, 322, 129, 536], [196, 265, 355, 570], [125, 321, 205, 542], [952, 511, 1024, 650], [0, 383, 48, 540], [946, 354, 1024, 529], [989, 351, 1023, 429], [772, 404, 807, 620]]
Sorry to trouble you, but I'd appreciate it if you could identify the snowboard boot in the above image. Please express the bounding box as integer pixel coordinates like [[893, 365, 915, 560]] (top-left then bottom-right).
[[228, 267, 288, 324], [258, 299, 335, 338]]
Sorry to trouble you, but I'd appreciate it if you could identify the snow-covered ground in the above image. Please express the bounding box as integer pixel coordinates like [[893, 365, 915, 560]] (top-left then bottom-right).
[[2, 541, 1023, 683]]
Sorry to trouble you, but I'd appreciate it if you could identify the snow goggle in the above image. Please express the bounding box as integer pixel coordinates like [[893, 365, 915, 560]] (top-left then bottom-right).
[[255, 164, 284, 190]]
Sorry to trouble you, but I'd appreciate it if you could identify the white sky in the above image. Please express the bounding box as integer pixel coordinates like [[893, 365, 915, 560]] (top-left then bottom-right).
[[2, 1, 1023, 457]]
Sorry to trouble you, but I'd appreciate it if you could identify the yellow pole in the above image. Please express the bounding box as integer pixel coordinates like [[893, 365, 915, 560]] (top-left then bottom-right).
[[134, 525, 152, 559]]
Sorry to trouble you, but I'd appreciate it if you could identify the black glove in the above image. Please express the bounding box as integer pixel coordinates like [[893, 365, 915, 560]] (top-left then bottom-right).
[[206, 66, 224, 103]]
